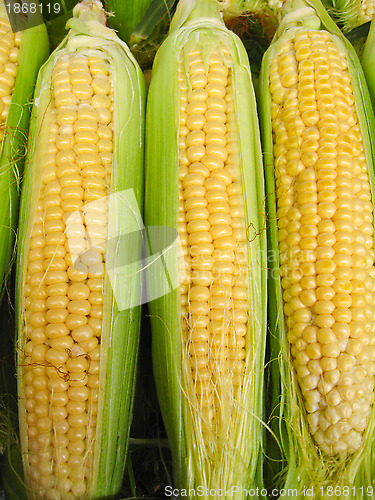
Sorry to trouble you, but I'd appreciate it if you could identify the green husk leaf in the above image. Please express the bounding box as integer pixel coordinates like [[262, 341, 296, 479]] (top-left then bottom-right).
[[345, 21, 370, 51], [16, 1, 145, 497], [40, 0, 77, 21], [131, 0, 176, 43], [361, 16, 375, 109], [127, 0, 178, 70], [1, 300, 26, 499], [45, 8, 75, 50], [39, 0, 82, 50], [106, 0, 161, 43], [259, 0, 375, 496], [218, 0, 266, 11], [105, 0, 178, 70], [1, 442, 26, 500], [145, 0, 267, 496]]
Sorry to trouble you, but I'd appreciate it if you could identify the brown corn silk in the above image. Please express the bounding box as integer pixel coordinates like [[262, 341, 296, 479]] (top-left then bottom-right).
[[362, 15, 375, 109]]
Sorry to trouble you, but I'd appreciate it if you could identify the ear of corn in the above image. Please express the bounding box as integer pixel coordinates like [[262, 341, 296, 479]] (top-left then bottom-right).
[[259, 0, 375, 494], [16, 1, 145, 497], [145, 0, 267, 495], [0, 1, 48, 295]]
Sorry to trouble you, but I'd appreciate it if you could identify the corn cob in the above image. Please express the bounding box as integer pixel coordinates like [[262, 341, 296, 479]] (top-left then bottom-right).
[[0, 2, 48, 295], [145, 0, 266, 495], [259, 0, 375, 494], [16, 1, 145, 498]]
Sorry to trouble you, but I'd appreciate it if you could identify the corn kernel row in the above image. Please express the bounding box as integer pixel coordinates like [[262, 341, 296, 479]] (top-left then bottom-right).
[[177, 45, 249, 444]]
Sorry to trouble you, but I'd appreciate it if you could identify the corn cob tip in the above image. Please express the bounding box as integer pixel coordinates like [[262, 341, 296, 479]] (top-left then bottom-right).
[[277, 0, 322, 33], [73, 0, 107, 25], [170, 0, 222, 33]]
